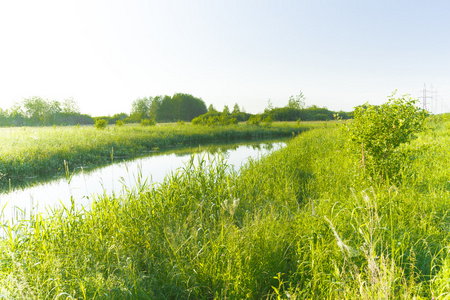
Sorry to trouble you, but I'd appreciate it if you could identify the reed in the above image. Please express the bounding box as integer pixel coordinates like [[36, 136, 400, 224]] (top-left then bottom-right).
[[0, 122, 318, 191]]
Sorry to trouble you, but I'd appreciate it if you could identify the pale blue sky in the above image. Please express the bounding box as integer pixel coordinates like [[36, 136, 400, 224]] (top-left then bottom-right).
[[0, 0, 449, 116]]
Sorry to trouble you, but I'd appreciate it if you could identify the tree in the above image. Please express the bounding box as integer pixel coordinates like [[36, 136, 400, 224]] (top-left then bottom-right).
[[23, 96, 50, 125], [47, 100, 62, 124], [61, 97, 80, 114], [208, 104, 217, 113], [175, 93, 207, 121], [149, 96, 162, 119], [232, 103, 240, 114], [130, 97, 152, 120], [287, 91, 306, 109], [268, 99, 273, 110], [156, 95, 174, 122], [158, 94, 207, 122], [0, 108, 9, 126]]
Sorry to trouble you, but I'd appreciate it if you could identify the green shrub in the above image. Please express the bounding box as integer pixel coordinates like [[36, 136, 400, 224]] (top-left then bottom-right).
[[141, 118, 156, 126], [348, 92, 427, 177], [247, 115, 261, 126], [262, 116, 273, 126], [115, 120, 124, 126], [94, 119, 108, 129], [192, 112, 237, 126]]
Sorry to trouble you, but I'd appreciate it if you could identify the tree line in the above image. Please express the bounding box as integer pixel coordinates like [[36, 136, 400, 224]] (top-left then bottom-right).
[[259, 92, 352, 122], [191, 92, 352, 126], [0, 91, 352, 127], [0, 93, 208, 127], [0, 97, 93, 126]]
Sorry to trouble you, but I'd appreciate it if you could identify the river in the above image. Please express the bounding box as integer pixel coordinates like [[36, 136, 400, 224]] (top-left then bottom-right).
[[0, 139, 287, 222]]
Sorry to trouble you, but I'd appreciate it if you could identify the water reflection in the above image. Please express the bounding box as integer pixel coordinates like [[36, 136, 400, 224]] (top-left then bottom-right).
[[0, 138, 288, 221]]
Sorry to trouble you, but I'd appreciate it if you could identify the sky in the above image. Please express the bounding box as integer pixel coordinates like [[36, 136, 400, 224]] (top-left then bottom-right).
[[0, 0, 449, 116]]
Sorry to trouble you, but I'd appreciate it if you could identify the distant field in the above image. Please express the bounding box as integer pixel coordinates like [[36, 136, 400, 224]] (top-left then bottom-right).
[[0, 122, 320, 190]]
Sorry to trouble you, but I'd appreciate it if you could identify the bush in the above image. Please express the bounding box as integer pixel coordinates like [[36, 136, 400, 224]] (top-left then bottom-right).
[[115, 120, 124, 127], [262, 116, 273, 126], [141, 118, 156, 126], [192, 112, 237, 126], [348, 92, 428, 177], [94, 119, 108, 129], [247, 115, 261, 126]]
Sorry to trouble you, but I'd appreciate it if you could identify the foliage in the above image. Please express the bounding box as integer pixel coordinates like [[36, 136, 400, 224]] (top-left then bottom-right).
[[191, 110, 238, 126], [3, 120, 450, 298], [129, 96, 160, 121], [158, 93, 207, 122], [287, 91, 306, 109], [208, 104, 217, 112], [115, 120, 124, 126], [232, 103, 241, 114], [141, 118, 156, 126], [0, 122, 315, 190], [61, 97, 80, 114], [130, 97, 152, 120], [95, 113, 129, 126], [348, 93, 428, 176], [263, 105, 350, 122], [0, 97, 94, 126], [94, 118, 108, 129], [128, 94, 207, 123], [231, 111, 251, 122], [23, 96, 51, 124], [247, 115, 261, 126], [262, 115, 273, 126]]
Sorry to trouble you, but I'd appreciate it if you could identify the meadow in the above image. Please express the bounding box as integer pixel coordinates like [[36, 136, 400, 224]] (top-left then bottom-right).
[[1, 116, 450, 298], [0, 122, 320, 191]]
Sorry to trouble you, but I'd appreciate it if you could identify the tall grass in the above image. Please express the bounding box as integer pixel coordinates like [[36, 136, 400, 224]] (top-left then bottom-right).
[[0, 122, 318, 191], [1, 119, 450, 298]]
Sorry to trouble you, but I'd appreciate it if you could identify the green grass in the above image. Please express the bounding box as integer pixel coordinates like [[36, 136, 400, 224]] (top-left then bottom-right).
[[3, 118, 450, 298], [0, 122, 319, 191]]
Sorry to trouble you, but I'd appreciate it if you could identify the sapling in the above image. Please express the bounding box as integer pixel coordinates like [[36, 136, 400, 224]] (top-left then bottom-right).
[[348, 92, 428, 178]]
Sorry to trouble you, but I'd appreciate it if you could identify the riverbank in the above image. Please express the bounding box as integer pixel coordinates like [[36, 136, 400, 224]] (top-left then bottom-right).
[[2, 118, 450, 298], [1, 139, 286, 218], [0, 122, 319, 190]]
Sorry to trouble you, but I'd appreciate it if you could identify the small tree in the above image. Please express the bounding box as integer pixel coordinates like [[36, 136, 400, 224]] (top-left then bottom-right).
[[141, 118, 156, 126], [287, 91, 306, 109], [232, 103, 241, 114], [61, 97, 80, 114], [348, 92, 428, 177], [95, 119, 108, 129], [208, 104, 217, 113], [247, 115, 261, 126]]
